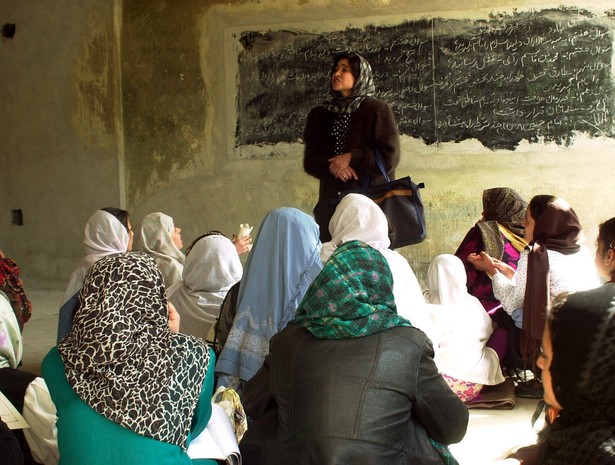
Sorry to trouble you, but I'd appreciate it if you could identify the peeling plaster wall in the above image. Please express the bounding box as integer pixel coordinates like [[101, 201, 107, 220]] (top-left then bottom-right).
[[2, 0, 615, 291], [0, 0, 122, 288]]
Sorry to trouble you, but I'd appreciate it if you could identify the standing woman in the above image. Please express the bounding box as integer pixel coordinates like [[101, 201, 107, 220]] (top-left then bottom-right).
[[304, 52, 400, 242]]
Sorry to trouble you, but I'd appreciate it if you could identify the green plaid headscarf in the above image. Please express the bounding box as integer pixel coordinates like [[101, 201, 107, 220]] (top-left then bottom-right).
[[293, 240, 411, 339]]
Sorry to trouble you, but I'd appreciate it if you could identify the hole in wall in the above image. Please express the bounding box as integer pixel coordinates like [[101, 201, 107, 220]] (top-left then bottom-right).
[[11, 209, 23, 226], [2, 23, 16, 39]]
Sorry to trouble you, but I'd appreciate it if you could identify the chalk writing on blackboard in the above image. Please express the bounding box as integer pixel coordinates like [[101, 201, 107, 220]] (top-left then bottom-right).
[[235, 8, 615, 151]]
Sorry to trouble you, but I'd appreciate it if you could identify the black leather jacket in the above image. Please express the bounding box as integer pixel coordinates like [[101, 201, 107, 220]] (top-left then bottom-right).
[[240, 324, 469, 465]]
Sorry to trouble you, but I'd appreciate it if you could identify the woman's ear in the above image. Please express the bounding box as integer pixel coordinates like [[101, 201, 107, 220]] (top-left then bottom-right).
[[606, 248, 615, 266]]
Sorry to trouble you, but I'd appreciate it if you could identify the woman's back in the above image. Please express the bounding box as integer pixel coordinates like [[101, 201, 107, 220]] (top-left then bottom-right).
[[43, 347, 214, 465], [241, 324, 468, 465]]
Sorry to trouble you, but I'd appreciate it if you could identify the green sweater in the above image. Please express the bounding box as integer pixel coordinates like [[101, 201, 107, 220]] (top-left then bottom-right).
[[43, 347, 218, 465]]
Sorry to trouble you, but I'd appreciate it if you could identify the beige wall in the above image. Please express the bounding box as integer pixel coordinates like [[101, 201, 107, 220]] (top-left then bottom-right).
[[2, 0, 615, 291]]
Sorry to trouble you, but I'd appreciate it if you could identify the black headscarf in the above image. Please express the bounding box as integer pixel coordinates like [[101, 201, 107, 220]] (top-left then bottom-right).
[[542, 284, 615, 464]]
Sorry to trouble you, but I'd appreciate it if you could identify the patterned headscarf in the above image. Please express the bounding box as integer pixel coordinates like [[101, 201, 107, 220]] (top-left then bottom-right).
[[293, 240, 411, 339], [477, 187, 527, 260], [58, 253, 210, 449], [522, 198, 582, 360], [322, 53, 375, 115], [541, 284, 615, 465], [0, 257, 32, 330]]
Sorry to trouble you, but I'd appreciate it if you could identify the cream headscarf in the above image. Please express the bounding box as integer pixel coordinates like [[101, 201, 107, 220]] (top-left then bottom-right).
[[136, 212, 185, 288], [62, 210, 130, 305], [167, 234, 243, 341], [426, 254, 504, 385]]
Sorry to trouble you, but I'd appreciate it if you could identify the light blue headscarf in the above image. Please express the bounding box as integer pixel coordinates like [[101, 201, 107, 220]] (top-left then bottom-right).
[[215, 207, 322, 386]]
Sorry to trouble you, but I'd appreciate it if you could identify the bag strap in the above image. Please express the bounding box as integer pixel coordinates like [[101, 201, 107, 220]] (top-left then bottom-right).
[[373, 147, 391, 183], [374, 147, 426, 189]]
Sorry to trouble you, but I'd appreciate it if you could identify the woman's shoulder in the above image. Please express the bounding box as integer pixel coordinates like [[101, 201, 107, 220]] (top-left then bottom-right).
[[358, 96, 391, 111]]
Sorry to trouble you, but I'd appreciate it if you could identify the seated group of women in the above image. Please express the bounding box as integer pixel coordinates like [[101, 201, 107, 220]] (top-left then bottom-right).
[[6, 185, 611, 465]]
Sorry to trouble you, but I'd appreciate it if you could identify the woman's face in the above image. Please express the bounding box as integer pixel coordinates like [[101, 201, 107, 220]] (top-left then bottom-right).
[[172, 226, 183, 250], [331, 58, 356, 97], [522, 209, 535, 243], [536, 325, 563, 410], [127, 220, 134, 252], [595, 236, 613, 278]]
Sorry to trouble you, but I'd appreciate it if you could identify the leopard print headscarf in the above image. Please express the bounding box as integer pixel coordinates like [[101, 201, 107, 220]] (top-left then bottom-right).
[[58, 252, 210, 449]]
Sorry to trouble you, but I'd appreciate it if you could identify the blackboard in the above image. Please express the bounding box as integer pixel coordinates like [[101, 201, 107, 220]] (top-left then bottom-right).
[[234, 7, 615, 151]]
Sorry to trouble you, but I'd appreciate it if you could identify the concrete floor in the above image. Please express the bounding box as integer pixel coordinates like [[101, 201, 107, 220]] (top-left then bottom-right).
[[22, 289, 540, 465]]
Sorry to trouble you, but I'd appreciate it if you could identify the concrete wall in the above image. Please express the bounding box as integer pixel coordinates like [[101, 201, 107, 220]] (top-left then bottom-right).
[[2, 0, 615, 291], [1, 0, 123, 287]]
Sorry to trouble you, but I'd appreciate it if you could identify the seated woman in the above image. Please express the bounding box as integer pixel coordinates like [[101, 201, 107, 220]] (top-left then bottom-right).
[[505, 285, 615, 465], [321, 193, 433, 337], [167, 232, 243, 342], [0, 250, 32, 331], [0, 291, 58, 465], [455, 187, 527, 313], [135, 212, 185, 288], [214, 207, 323, 391], [240, 240, 468, 465], [425, 254, 504, 402], [455, 188, 527, 372], [468, 195, 600, 386], [43, 253, 217, 465], [594, 216, 615, 283], [57, 207, 133, 342]]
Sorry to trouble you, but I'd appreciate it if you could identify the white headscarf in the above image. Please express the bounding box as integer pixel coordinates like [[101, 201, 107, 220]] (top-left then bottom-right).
[[136, 212, 185, 288], [321, 194, 431, 334], [426, 254, 504, 385], [167, 234, 243, 341], [0, 291, 22, 369], [62, 210, 130, 305]]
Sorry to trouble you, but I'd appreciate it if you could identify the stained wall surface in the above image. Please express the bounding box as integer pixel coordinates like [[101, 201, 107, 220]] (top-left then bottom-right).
[[2, 0, 615, 291]]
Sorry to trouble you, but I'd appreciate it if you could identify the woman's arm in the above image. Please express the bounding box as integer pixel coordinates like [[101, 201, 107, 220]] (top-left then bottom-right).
[[412, 340, 469, 445], [348, 99, 400, 177], [241, 356, 275, 419], [303, 107, 333, 179], [492, 251, 528, 315]]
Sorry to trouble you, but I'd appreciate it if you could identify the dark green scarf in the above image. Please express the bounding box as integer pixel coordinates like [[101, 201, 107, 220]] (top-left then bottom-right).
[[293, 240, 411, 339]]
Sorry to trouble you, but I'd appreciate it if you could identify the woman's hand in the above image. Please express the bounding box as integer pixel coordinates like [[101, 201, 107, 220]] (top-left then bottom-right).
[[232, 234, 252, 255], [467, 251, 498, 276], [328, 153, 358, 181], [168, 302, 181, 333]]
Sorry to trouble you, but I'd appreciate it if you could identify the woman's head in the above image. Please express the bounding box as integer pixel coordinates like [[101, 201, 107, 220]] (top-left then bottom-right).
[[84, 209, 132, 256], [595, 217, 615, 281], [328, 52, 375, 103], [137, 212, 184, 259], [523, 195, 582, 246], [322, 194, 390, 262], [539, 286, 615, 410], [101, 207, 133, 251], [481, 187, 526, 226], [182, 233, 242, 293], [59, 252, 210, 448], [426, 254, 468, 305], [294, 240, 410, 339]]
